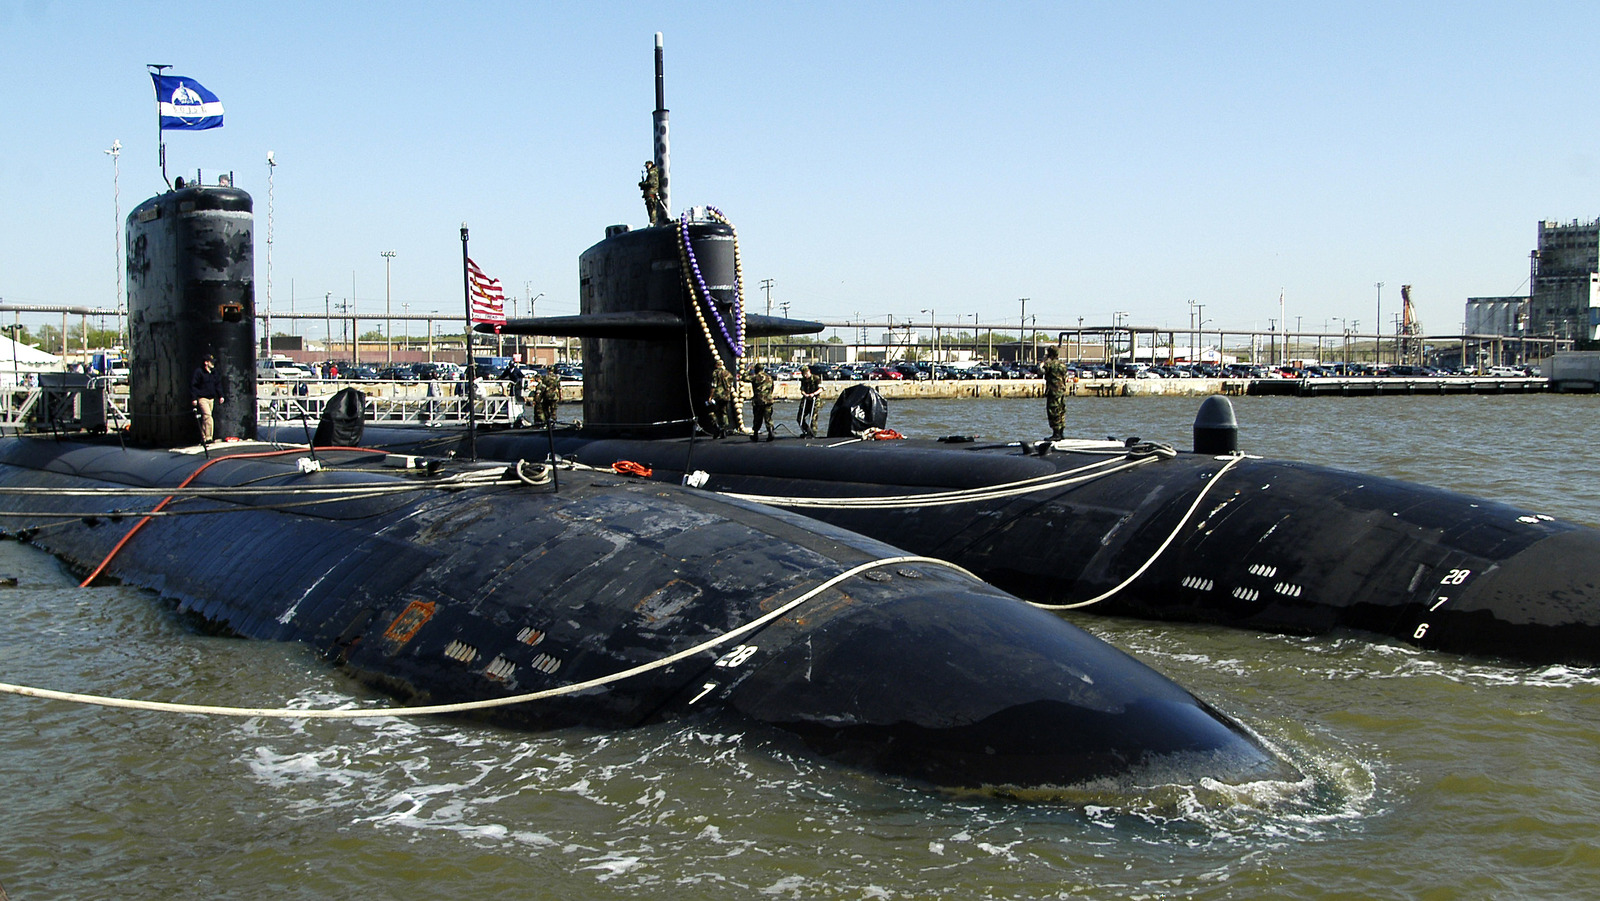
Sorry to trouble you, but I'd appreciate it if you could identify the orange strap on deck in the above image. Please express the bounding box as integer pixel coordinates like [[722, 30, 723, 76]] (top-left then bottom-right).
[[612, 460, 653, 478]]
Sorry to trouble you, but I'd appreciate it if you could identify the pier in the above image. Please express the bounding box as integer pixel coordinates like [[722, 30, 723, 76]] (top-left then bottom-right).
[[0, 373, 1556, 432]]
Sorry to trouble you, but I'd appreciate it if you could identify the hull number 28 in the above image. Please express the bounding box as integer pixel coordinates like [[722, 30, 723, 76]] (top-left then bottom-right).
[[1415, 569, 1474, 641]]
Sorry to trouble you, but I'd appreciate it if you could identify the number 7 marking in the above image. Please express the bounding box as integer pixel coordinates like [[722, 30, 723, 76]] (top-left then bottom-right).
[[689, 682, 717, 705]]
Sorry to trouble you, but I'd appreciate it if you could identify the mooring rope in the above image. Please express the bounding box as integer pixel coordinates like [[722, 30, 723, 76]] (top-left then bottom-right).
[[0, 555, 976, 719], [1027, 453, 1247, 611], [719, 453, 1155, 510]]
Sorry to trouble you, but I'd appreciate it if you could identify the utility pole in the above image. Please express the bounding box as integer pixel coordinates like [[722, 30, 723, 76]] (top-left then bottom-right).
[[382, 250, 396, 365], [1279, 288, 1286, 367], [335, 299, 352, 362], [760, 278, 774, 363], [1375, 282, 1384, 366], [1019, 298, 1028, 363], [324, 292, 332, 361], [1187, 299, 1198, 364]]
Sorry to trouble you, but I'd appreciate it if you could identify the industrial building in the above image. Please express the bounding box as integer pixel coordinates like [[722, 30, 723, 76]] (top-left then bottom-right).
[[1530, 219, 1600, 342]]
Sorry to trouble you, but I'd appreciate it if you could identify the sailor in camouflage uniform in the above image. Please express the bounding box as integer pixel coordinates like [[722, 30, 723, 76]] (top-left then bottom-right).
[[797, 364, 823, 438], [522, 367, 545, 426], [639, 161, 668, 227], [1042, 346, 1069, 441], [748, 363, 775, 442], [539, 368, 562, 425], [709, 365, 736, 437]]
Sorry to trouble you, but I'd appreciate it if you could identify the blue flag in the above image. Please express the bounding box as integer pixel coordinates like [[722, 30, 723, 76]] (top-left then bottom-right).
[[151, 73, 224, 130]]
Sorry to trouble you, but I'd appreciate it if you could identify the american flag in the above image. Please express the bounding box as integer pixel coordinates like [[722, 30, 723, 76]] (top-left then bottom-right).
[[467, 257, 506, 326]]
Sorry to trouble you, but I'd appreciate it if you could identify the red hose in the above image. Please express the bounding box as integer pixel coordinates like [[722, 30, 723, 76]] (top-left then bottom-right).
[[79, 446, 385, 588]]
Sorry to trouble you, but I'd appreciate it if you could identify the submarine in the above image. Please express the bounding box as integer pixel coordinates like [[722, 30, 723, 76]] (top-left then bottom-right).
[[353, 36, 1600, 668], [0, 178, 1300, 795]]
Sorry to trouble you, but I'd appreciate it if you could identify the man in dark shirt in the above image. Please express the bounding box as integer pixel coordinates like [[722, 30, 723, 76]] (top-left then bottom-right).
[[797, 364, 823, 438], [190, 353, 224, 443]]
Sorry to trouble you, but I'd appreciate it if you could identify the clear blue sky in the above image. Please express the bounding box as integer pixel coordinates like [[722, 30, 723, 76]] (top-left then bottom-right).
[[3, 1, 1596, 343]]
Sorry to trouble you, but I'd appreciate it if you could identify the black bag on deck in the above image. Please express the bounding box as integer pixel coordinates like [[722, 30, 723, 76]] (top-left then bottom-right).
[[826, 384, 888, 438], [312, 387, 366, 447]]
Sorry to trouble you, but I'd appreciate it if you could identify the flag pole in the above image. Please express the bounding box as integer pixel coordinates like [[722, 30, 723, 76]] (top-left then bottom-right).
[[460, 224, 477, 461], [147, 64, 172, 189]]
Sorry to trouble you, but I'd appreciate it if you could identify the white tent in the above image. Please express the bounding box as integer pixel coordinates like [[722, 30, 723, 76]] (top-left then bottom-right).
[[0, 333, 62, 386]]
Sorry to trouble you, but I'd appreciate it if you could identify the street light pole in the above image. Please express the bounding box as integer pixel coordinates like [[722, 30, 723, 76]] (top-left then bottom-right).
[[105, 140, 123, 354], [530, 292, 543, 365], [382, 250, 396, 365], [264, 150, 275, 355]]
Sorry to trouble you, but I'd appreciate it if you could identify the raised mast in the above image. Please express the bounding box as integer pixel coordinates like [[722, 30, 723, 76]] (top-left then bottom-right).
[[652, 32, 670, 220]]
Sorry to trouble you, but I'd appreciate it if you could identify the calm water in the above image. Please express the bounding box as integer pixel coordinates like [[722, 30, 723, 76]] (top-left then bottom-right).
[[2, 394, 1598, 900]]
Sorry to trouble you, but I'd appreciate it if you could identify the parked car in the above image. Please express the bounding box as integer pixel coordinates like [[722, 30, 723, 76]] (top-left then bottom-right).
[[257, 358, 309, 380], [1386, 365, 1438, 377], [378, 366, 418, 381]]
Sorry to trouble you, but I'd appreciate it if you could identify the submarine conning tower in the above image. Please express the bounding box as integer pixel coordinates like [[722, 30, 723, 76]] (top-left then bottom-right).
[[560, 217, 819, 438], [480, 33, 820, 439], [125, 181, 258, 447], [580, 219, 734, 438], [483, 214, 820, 439]]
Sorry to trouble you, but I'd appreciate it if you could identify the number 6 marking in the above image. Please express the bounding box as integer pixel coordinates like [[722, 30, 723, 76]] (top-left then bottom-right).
[[1413, 623, 1430, 639]]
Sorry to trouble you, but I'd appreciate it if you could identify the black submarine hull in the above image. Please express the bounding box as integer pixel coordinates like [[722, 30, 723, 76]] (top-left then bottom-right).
[[0, 435, 1293, 792], [354, 426, 1600, 667]]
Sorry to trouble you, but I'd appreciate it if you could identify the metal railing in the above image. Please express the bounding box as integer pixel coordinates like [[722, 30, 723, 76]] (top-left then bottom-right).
[[1, 382, 532, 430]]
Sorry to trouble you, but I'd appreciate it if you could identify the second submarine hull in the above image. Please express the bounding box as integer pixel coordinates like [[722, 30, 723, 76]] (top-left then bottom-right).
[[350, 426, 1600, 667]]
